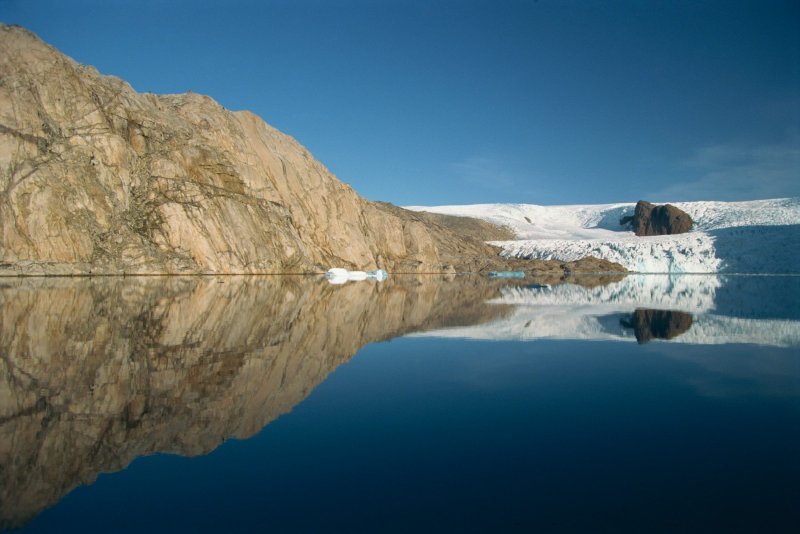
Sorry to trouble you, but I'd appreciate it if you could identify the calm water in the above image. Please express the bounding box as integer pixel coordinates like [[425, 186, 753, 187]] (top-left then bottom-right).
[[1, 274, 798, 532]]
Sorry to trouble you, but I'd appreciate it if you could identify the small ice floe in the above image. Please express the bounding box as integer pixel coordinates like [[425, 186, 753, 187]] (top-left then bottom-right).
[[487, 271, 525, 279], [325, 268, 389, 285]]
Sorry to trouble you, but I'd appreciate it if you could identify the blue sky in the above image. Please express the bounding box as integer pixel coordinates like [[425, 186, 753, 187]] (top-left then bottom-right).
[[3, 0, 798, 205]]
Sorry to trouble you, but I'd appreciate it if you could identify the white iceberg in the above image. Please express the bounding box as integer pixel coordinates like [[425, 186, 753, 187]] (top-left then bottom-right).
[[325, 268, 388, 284]]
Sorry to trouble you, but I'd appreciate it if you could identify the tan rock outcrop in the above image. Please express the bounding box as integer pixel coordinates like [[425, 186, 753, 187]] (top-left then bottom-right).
[[0, 26, 605, 276], [0, 25, 626, 275]]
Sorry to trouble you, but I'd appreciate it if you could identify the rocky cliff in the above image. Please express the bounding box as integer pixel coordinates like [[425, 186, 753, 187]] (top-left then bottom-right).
[[0, 25, 624, 275]]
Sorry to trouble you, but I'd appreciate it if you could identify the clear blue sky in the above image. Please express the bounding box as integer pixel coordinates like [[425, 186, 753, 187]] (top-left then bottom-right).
[[3, 0, 799, 205]]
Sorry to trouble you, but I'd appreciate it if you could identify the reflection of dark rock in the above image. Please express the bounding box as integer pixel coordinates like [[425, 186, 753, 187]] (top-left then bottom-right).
[[620, 200, 693, 236], [620, 308, 694, 344], [0, 275, 519, 529]]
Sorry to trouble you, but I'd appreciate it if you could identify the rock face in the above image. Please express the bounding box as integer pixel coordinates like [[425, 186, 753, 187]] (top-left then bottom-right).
[[401, 206, 516, 241], [2, 25, 618, 276], [620, 200, 694, 236]]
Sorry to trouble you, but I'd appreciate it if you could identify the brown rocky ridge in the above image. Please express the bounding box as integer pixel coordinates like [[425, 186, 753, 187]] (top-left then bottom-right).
[[0, 25, 625, 276], [620, 200, 694, 236]]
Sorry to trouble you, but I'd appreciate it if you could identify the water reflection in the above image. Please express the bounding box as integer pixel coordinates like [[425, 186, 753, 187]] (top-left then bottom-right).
[[0, 275, 520, 529], [1, 273, 798, 529], [417, 274, 800, 347], [620, 309, 694, 344]]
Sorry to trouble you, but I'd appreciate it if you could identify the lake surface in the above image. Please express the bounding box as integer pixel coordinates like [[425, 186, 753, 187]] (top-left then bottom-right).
[[1, 274, 798, 532]]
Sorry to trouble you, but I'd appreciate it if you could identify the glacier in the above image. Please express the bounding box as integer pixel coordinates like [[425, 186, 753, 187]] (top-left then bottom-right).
[[406, 198, 800, 273]]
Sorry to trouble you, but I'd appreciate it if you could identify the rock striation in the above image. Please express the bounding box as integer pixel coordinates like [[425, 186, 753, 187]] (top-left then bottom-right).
[[0, 25, 624, 275], [620, 200, 694, 236]]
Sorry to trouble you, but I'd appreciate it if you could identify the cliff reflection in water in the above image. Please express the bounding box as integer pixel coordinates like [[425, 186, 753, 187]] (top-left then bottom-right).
[[0, 275, 521, 529]]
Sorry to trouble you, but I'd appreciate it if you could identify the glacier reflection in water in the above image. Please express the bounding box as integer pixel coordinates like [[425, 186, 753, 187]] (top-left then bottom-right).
[[414, 274, 800, 347]]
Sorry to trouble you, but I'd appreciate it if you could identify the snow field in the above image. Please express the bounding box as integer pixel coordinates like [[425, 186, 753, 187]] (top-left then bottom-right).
[[406, 198, 800, 273]]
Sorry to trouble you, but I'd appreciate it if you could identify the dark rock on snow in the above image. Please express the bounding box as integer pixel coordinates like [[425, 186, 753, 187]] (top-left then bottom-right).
[[620, 200, 693, 236]]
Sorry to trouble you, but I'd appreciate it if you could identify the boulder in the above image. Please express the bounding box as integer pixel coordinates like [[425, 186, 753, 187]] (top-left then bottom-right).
[[620, 200, 693, 236]]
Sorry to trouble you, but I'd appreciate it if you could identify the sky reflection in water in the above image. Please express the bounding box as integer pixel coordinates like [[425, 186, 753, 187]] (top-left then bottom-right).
[[3, 274, 798, 532]]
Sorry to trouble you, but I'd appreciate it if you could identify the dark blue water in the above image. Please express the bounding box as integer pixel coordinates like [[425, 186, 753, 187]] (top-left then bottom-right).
[[3, 275, 799, 533]]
